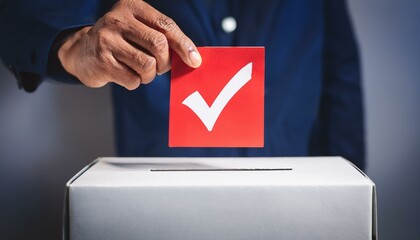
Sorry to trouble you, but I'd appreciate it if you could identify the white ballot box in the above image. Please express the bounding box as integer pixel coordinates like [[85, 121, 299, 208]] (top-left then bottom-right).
[[63, 157, 377, 240]]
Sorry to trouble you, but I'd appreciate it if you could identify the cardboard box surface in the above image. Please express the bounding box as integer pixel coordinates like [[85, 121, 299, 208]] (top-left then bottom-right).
[[63, 157, 377, 240]]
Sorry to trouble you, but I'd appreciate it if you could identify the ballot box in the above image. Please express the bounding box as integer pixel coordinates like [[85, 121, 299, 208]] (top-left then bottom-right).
[[63, 157, 377, 240]]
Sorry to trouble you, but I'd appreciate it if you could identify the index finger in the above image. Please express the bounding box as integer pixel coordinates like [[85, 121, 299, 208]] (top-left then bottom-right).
[[130, 1, 202, 68]]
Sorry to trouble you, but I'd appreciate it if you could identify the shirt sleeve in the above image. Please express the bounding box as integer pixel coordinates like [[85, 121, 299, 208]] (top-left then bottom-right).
[[0, 0, 114, 92], [310, 0, 366, 169]]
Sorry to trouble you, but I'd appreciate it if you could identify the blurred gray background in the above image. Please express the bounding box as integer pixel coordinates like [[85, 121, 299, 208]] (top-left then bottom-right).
[[1, 1, 419, 239]]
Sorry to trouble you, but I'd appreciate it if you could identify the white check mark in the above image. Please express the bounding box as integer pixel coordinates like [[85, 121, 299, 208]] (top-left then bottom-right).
[[182, 62, 253, 131]]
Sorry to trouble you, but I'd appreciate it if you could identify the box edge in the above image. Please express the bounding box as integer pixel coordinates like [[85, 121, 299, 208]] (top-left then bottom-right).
[[62, 158, 102, 240]]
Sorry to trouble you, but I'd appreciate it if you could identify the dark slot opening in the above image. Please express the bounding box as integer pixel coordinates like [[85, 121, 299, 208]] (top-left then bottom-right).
[[150, 168, 292, 172]]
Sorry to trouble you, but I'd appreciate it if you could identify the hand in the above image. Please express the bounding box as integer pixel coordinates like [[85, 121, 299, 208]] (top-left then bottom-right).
[[58, 0, 202, 90]]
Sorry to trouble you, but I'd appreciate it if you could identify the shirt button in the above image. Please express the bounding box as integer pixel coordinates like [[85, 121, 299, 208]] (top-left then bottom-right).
[[221, 16, 237, 33]]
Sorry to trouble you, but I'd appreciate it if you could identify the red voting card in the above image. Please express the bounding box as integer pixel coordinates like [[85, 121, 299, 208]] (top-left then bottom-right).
[[169, 47, 264, 147]]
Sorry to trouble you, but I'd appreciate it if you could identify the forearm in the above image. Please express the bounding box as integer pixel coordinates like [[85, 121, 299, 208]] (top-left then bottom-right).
[[0, 0, 108, 91]]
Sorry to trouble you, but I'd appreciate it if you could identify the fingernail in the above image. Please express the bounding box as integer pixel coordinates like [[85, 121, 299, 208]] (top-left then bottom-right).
[[188, 48, 202, 68]]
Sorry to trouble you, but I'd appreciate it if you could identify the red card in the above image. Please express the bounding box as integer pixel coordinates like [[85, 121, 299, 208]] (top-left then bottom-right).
[[169, 47, 264, 147]]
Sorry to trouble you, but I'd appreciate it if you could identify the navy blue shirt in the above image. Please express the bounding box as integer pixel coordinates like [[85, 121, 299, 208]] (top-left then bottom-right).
[[0, 0, 365, 169]]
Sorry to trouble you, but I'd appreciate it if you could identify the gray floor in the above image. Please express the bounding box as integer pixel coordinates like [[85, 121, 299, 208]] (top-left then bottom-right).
[[1, 1, 420, 239]]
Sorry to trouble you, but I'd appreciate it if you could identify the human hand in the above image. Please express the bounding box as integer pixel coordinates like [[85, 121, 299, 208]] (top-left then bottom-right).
[[57, 0, 202, 90]]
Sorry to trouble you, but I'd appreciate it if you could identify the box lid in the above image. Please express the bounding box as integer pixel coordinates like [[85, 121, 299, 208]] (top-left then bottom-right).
[[69, 157, 374, 187], [63, 157, 377, 240]]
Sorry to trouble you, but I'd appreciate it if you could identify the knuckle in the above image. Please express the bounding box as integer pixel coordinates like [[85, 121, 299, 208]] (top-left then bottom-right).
[[149, 33, 168, 54], [140, 74, 155, 84], [138, 58, 157, 85], [125, 78, 141, 90], [142, 57, 156, 72], [102, 13, 123, 28], [133, 53, 156, 72], [89, 81, 108, 88], [131, 51, 144, 65], [156, 16, 177, 32], [84, 73, 108, 88], [96, 30, 111, 49]]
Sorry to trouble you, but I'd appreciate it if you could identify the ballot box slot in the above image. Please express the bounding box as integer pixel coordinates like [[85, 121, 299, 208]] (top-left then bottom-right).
[[150, 168, 293, 172]]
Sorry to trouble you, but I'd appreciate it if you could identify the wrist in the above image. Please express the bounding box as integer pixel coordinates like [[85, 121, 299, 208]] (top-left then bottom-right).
[[58, 26, 91, 79]]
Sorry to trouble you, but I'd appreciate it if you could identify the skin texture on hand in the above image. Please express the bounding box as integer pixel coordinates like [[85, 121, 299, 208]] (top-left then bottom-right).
[[58, 0, 202, 90]]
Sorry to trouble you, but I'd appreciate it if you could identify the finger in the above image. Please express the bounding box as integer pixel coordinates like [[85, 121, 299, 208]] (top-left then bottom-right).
[[120, 16, 170, 74], [131, 1, 202, 68], [111, 35, 157, 84], [104, 52, 142, 90]]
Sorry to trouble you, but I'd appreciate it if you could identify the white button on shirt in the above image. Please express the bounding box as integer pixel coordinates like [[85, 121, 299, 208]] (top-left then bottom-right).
[[221, 16, 237, 33]]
